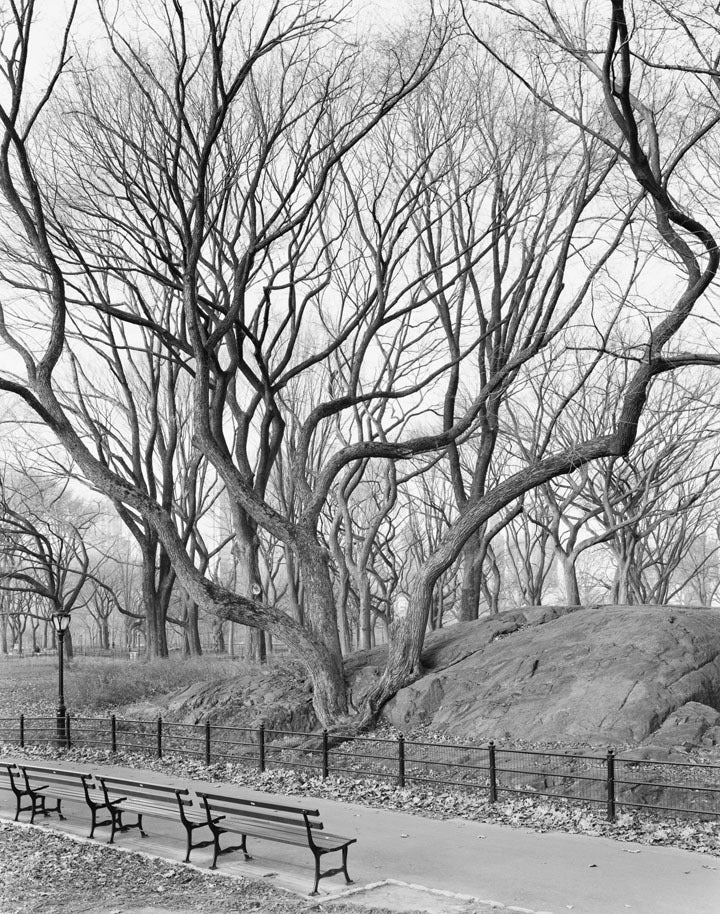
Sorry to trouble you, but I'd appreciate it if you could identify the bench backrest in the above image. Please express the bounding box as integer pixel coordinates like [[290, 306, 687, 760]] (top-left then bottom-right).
[[197, 791, 323, 839], [99, 775, 189, 806], [21, 764, 92, 787], [0, 762, 20, 791]]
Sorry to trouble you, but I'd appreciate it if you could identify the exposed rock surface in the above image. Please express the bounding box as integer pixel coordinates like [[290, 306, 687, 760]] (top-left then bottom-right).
[[124, 605, 720, 750], [380, 605, 720, 745], [625, 700, 720, 755]]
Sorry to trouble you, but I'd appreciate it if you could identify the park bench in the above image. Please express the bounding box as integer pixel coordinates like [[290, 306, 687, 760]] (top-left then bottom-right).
[[18, 763, 114, 837], [0, 761, 48, 823], [96, 774, 204, 847], [194, 790, 357, 895]]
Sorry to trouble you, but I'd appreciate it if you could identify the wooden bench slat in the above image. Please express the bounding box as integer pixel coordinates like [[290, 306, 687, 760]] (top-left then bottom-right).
[[198, 790, 321, 818], [197, 803, 322, 830], [100, 776, 185, 795]]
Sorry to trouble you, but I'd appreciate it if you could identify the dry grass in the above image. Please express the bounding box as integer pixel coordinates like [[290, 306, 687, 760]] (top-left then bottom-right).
[[0, 654, 242, 716]]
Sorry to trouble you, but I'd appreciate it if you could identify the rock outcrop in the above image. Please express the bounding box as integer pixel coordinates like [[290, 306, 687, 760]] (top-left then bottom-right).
[[379, 605, 720, 745], [124, 605, 720, 751]]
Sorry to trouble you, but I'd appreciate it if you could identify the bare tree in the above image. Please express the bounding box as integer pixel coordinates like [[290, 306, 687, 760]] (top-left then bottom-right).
[[358, 2, 720, 723], [0, 472, 103, 657], [0, 0, 460, 724]]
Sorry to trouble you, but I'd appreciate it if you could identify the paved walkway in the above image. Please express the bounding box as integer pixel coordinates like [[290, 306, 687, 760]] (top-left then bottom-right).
[[1, 756, 719, 914]]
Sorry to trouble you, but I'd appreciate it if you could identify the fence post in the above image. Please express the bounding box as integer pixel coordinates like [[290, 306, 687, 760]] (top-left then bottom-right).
[[205, 721, 211, 767], [19, 714, 24, 749], [65, 714, 71, 750], [258, 724, 265, 773], [397, 734, 405, 788], [110, 715, 117, 753], [322, 729, 329, 779], [157, 716, 163, 759], [606, 748, 616, 821], [488, 741, 497, 803]]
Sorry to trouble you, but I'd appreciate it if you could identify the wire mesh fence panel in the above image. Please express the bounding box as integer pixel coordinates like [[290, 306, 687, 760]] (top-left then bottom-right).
[[114, 718, 157, 755], [0, 717, 22, 746], [16, 717, 59, 748], [403, 740, 492, 791], [494, 749, 609, 806], [615, 757, 720, 819], [208, 725, 260, 767], [264, 728, 324, 775], [162, 721, 206, 760], [68, 716, 111, 750], [328, 735, 401, 783]]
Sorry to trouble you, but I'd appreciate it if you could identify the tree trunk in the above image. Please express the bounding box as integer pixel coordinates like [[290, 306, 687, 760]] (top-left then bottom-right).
[[249, 627, 267, 662], [140, 544, 169, 658], [482, 543, 501, 615], [232, 511, 267, 662], [212, 619, 226, 652], [295, 535, 348, 721], [187, 602, 202, 656], [458, 533, 482, 621], [560, 553, 581, 605], [100, 618, 110, 650], [359, 574, 434, 725], [334, 571, 353, 654], [612, 553, 632, 604], [284, 544, 304, 625], [358, 579, 373, 650]]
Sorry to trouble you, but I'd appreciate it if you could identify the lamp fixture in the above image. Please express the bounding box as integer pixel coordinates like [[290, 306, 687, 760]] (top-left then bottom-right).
[[50, 613, 71, 634]]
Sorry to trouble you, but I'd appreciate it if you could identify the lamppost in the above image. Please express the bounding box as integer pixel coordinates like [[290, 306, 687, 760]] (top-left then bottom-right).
[[51, 612, 71, 745]]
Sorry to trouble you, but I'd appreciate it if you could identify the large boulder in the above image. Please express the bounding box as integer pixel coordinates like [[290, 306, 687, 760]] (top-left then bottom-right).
[[639, 700, 720, 749], [381, 605, 720, 745]]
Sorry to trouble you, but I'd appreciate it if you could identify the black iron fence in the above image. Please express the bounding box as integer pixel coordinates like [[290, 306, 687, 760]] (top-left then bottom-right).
[[1, 713, 718, 823]]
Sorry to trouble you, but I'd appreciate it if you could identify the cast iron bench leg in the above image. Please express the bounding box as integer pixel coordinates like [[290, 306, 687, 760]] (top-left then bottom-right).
[[30, 793, 47, 824], [210, 831, 250, 870], [342, 846, 353, 885], [311, 852, 321, 896]]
